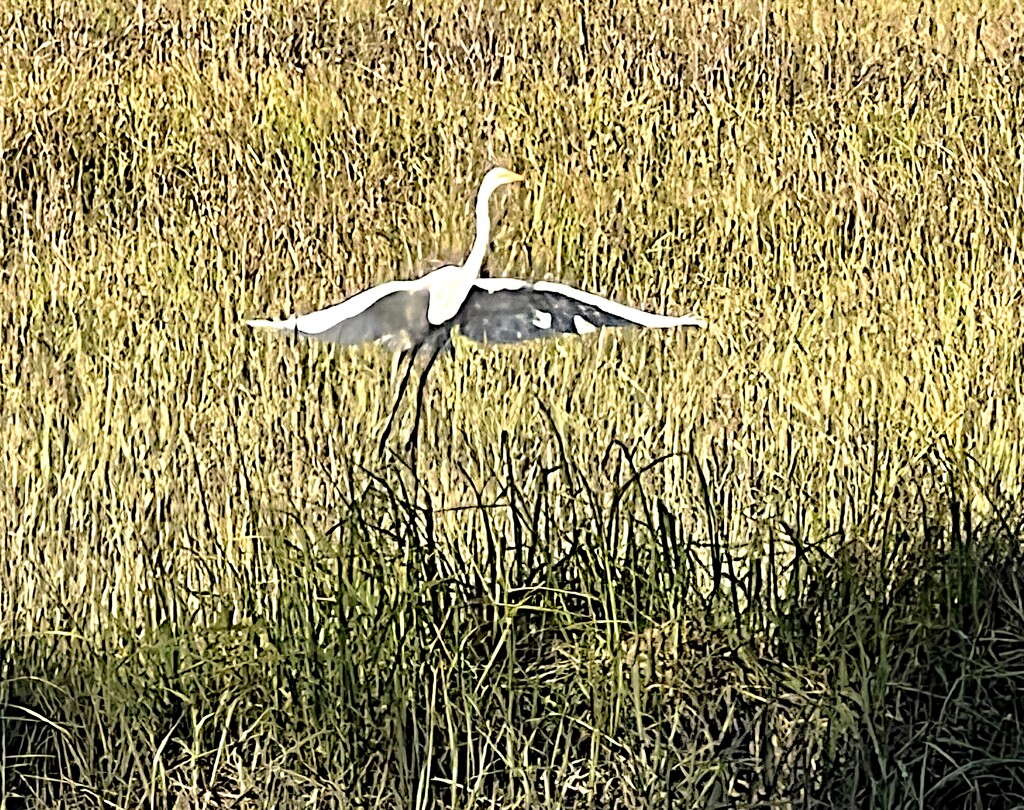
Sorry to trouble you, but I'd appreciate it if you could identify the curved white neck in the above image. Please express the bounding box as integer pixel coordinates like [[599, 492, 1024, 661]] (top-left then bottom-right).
[[464, 183, 494, 273]]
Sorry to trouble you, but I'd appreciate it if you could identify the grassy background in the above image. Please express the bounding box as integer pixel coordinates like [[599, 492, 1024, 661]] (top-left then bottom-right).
[[3, 0, 1024, 806]]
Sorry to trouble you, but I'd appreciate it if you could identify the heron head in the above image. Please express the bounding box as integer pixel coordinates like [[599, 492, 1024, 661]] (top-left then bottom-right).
[[480, 167, 525, 196]]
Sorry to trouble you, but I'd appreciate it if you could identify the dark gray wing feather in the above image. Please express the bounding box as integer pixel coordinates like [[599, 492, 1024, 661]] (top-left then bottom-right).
[[454, 280, 705, 344], [454, 290, 628, 343]]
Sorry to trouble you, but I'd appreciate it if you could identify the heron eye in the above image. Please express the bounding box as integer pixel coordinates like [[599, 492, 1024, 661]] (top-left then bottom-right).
[[532, 311, 552, 329]]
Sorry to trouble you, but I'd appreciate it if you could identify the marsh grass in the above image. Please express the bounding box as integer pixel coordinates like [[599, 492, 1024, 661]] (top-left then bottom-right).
[[3, 0, 1024, 806]]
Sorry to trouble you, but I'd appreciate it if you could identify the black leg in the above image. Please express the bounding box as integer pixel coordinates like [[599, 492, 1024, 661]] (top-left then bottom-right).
[[404, 338, 447, 456], [379, 343, 419, 456]]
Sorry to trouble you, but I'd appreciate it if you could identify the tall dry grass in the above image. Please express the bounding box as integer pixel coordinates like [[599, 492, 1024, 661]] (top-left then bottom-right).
[[2, 0, 1024, 807]]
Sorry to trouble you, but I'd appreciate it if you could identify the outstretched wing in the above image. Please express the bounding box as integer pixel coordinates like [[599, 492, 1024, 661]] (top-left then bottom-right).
[[454, 278, 707, 344], [247, 280, 432, 351]]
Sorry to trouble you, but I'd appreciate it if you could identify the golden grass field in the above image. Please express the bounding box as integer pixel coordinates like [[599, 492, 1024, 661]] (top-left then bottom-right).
[[2, 0, 1024, 806]]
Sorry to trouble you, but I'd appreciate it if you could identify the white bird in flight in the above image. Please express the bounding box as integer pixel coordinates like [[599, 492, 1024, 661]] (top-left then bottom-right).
[[247, 167, 707, 451]]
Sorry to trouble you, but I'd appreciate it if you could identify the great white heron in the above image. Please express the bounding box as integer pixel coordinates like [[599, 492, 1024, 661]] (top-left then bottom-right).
[[247, 168, 706, 451]]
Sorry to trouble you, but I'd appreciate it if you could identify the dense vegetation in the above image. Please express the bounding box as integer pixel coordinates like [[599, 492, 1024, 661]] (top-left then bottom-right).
[[2, 0, 1024, 806]]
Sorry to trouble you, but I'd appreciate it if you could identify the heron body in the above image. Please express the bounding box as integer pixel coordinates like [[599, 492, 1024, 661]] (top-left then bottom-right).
[[246, 167, 707, 451], [425, 167, 515, 325]]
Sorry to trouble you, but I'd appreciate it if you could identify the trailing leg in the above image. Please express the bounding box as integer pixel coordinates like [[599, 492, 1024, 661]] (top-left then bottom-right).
[[378, 343, 419, 455]]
